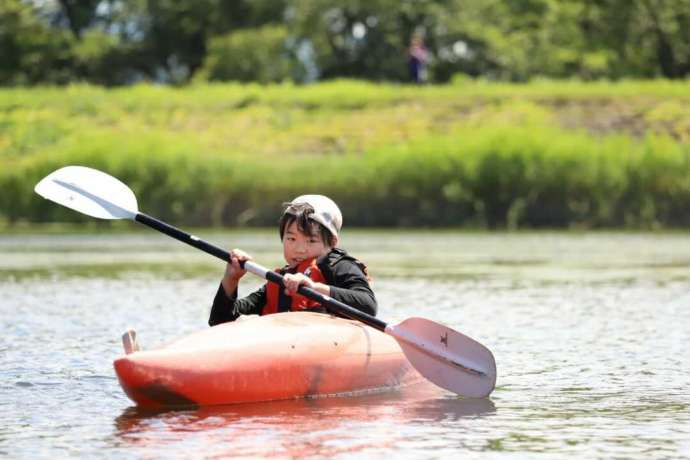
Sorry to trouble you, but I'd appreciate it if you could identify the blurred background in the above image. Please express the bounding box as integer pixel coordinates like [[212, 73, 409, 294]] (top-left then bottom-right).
[[1, 0, 689, 230], [3, 0, 690, 85]]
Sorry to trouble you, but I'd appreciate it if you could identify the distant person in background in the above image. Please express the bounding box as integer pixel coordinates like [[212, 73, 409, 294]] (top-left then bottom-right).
[[408, 36, 429, 84]]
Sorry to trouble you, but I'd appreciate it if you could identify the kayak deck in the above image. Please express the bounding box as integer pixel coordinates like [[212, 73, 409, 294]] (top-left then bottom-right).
[[114, 312, 423, 408]]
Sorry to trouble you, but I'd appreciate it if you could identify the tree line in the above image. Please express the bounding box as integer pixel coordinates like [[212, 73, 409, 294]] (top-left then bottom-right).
[[2, 0, 689, 86]]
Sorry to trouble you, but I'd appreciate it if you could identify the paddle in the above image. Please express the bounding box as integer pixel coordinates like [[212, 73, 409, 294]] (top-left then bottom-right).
[[35, 166, 497, 398]]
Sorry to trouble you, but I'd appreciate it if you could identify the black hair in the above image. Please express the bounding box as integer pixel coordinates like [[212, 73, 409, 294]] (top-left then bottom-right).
[[279, 202, 336, 247]]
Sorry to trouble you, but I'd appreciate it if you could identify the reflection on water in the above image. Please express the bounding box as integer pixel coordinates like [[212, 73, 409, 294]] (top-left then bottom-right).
[[113, 385, 496, 458], [2, 231, 690, 459]]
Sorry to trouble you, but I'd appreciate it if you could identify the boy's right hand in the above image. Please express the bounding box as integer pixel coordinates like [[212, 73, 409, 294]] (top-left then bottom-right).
[[223, 248, 252, 283]]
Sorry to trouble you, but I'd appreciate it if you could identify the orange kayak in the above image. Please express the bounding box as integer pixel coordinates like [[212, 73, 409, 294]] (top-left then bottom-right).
[[114, 312, 424, 408]]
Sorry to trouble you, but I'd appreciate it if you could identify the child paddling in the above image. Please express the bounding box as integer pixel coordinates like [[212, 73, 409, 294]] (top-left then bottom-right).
[[209, 195, 376, 325]]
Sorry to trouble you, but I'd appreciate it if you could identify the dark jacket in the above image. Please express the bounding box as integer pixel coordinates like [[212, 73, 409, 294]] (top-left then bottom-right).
[[209, 248, 376, 326]]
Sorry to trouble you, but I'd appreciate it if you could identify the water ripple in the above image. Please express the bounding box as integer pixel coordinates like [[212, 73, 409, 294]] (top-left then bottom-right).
[[1, 232, 690, 459]]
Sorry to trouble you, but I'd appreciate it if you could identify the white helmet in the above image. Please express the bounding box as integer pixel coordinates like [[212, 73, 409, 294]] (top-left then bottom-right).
[[286, 194, 342, 237]]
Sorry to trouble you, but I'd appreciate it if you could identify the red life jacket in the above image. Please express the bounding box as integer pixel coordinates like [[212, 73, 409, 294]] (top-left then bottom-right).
[[263, 258, 327, 315]]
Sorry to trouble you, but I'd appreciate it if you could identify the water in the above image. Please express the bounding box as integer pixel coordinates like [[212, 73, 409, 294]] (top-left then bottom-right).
[[1, 230, 689, 459]]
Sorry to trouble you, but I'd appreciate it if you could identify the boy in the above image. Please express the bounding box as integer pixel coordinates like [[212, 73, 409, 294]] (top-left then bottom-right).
[[209, 195, 377, 326]]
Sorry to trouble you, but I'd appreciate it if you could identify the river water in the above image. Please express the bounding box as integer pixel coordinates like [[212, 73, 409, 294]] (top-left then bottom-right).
[[1, 230, 689, 459]]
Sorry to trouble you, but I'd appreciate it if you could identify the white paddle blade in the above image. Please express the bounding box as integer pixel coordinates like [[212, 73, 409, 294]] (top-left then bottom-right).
[[387, 317, 497, 398], [35, 166, 138, 220]]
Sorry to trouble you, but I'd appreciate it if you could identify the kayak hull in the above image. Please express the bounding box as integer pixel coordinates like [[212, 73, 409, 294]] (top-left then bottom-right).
[[113, 312, 423, 408]]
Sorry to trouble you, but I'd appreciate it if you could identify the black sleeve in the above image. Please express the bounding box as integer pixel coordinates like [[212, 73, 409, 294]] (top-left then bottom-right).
[[327, 260, 378, 317], [208, 283, 267, 326]]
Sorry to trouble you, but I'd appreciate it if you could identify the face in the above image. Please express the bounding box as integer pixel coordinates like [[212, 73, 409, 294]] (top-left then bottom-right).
[[282, 221, 333, 267]]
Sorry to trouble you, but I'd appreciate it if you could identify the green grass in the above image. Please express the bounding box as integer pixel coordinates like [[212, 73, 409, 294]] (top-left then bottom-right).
[[2, 79, 690, 228]]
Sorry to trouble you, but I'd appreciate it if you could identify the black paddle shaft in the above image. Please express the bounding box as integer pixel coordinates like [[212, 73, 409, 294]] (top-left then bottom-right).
[[135, 212, 388, 331]]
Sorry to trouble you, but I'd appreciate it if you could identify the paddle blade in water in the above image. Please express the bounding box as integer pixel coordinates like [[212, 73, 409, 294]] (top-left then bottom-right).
[[386, 317, 497, 398], [35, 166, 138, 220]]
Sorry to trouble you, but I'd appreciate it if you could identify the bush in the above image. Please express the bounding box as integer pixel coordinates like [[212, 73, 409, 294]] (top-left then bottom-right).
[[3, 80, 690, 229], [198, 26, 293, 84]]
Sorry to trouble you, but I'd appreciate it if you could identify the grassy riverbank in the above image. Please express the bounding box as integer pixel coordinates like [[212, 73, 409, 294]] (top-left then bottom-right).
[[2, 79, 690, 228]]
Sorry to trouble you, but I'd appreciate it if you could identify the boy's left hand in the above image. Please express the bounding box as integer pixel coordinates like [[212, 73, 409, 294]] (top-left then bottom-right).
[[283, 273, 315, 296]]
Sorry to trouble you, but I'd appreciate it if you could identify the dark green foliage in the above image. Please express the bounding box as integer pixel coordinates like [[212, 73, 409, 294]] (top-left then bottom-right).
[[2, 0, 690, 85], [200, 26, 293, 83]]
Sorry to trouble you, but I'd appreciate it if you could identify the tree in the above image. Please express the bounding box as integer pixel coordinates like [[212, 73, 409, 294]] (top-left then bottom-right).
[[2, 0, 689, 85], [200, 26, 293, 83], [55, 0, 101, 38], [0, 0, 75, 85]]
